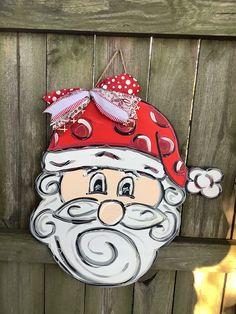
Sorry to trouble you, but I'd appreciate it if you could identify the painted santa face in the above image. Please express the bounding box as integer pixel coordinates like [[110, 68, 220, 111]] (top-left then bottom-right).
[[61, 169, 163, 221], [31, 167, 185, 287]]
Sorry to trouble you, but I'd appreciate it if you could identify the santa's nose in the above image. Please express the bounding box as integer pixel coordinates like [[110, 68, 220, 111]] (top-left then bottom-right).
[[98, 200, 125, 226]]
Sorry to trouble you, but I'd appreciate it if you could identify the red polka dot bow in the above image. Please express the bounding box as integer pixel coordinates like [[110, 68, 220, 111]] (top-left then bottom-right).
[[43, 73, 141, 130]]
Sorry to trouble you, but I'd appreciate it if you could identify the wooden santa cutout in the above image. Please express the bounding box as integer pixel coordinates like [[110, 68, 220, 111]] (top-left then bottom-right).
[[30, 72, 222, 287]]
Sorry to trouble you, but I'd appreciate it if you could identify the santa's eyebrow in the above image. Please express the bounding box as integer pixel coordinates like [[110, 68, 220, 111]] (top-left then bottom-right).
[[95, 151, 120, 160], [84, 167, 99, 176], [144, 165, 159, 174], [123, 170, 140, 178]]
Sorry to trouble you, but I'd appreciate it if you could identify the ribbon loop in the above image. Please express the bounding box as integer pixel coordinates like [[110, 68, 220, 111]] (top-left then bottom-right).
[[90, 90, 129, 123]]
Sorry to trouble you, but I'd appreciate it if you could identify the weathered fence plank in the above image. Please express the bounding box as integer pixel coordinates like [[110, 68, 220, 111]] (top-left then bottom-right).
[[44, 33, 94, 314], [0, 32, 25, 314], [84, 285, 133, 314], [0, 32, 19, 229], [18, 33, 47, 229], [173, 40, 236, 314], [173, 271, 196, 314], [133, 38, 200, 314], [45, 265, 85, 314], [0, 32, 46, 314], [17, 32, 47, 314], [1, 1, 236, 37], [133, 271, 175, 314]]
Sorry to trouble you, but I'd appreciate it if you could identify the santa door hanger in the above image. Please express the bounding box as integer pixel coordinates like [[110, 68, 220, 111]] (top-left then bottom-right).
[[30, 56, 223, 287]]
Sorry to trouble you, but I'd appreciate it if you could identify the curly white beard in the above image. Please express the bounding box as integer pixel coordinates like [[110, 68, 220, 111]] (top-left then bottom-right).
[[30, 172, 185, 286]]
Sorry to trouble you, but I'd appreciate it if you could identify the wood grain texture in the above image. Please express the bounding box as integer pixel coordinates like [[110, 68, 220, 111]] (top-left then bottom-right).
[[172, 271, 196, 314], [47, 34, 94, 90], [0, 262, 44, 314], [133, 38, 200, 314], [18, 33, 47, 229], [181, 40, 236, 238], [0, 32, 46, 314], [133, 271, 175, 314], [148, 38, 200, 156], [173, 40, 236, 314], [44, 33, 94, 314], [0, 32, 19, 229], [1, 1, 236, 36], [0, 31, 18, 309], [16, 32, 46, 314], [45, 265, 85, 314], [84, 285, 133, 314], [84, 35, 150, 314]]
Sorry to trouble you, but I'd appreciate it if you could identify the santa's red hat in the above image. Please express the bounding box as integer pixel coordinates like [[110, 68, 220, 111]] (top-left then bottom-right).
[[42, 73, 188, 188]]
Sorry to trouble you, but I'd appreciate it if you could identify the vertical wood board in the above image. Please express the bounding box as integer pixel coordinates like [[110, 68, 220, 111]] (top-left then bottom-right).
[[133, 38, 200, 314], [0, 32, 19, 229], [173, 40, 236, 314], [0, 32, 46, 314]]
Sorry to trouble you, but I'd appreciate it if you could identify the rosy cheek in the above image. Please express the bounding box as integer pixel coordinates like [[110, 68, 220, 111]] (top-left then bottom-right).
[[61, 172, 88, 202], [133, 180, 162, 206]]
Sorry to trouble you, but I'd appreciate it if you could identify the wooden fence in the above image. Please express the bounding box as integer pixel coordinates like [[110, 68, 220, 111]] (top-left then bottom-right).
[[0, 1, 236, 314]]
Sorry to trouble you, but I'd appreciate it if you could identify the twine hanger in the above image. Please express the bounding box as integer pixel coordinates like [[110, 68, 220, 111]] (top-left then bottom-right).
[[95, 50, 127, 86]]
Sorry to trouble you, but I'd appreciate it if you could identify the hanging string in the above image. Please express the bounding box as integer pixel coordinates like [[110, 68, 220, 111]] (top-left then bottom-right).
[[119, 49, 127, 73], [95, 50, 127, 86]]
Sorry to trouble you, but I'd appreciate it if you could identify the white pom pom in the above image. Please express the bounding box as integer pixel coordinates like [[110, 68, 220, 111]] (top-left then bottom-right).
[[187, 167, 223, 198]]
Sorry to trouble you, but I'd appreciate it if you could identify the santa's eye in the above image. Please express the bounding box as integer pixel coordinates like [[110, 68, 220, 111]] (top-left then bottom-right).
[[89, 172, 107, 195], [117, 177, 134, 198]]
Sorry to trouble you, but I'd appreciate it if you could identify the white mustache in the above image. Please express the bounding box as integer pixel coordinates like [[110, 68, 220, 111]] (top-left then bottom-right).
[[54, 198, 98, 223], [122, 204, 166, 229], [53, 199, 167, 229]]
